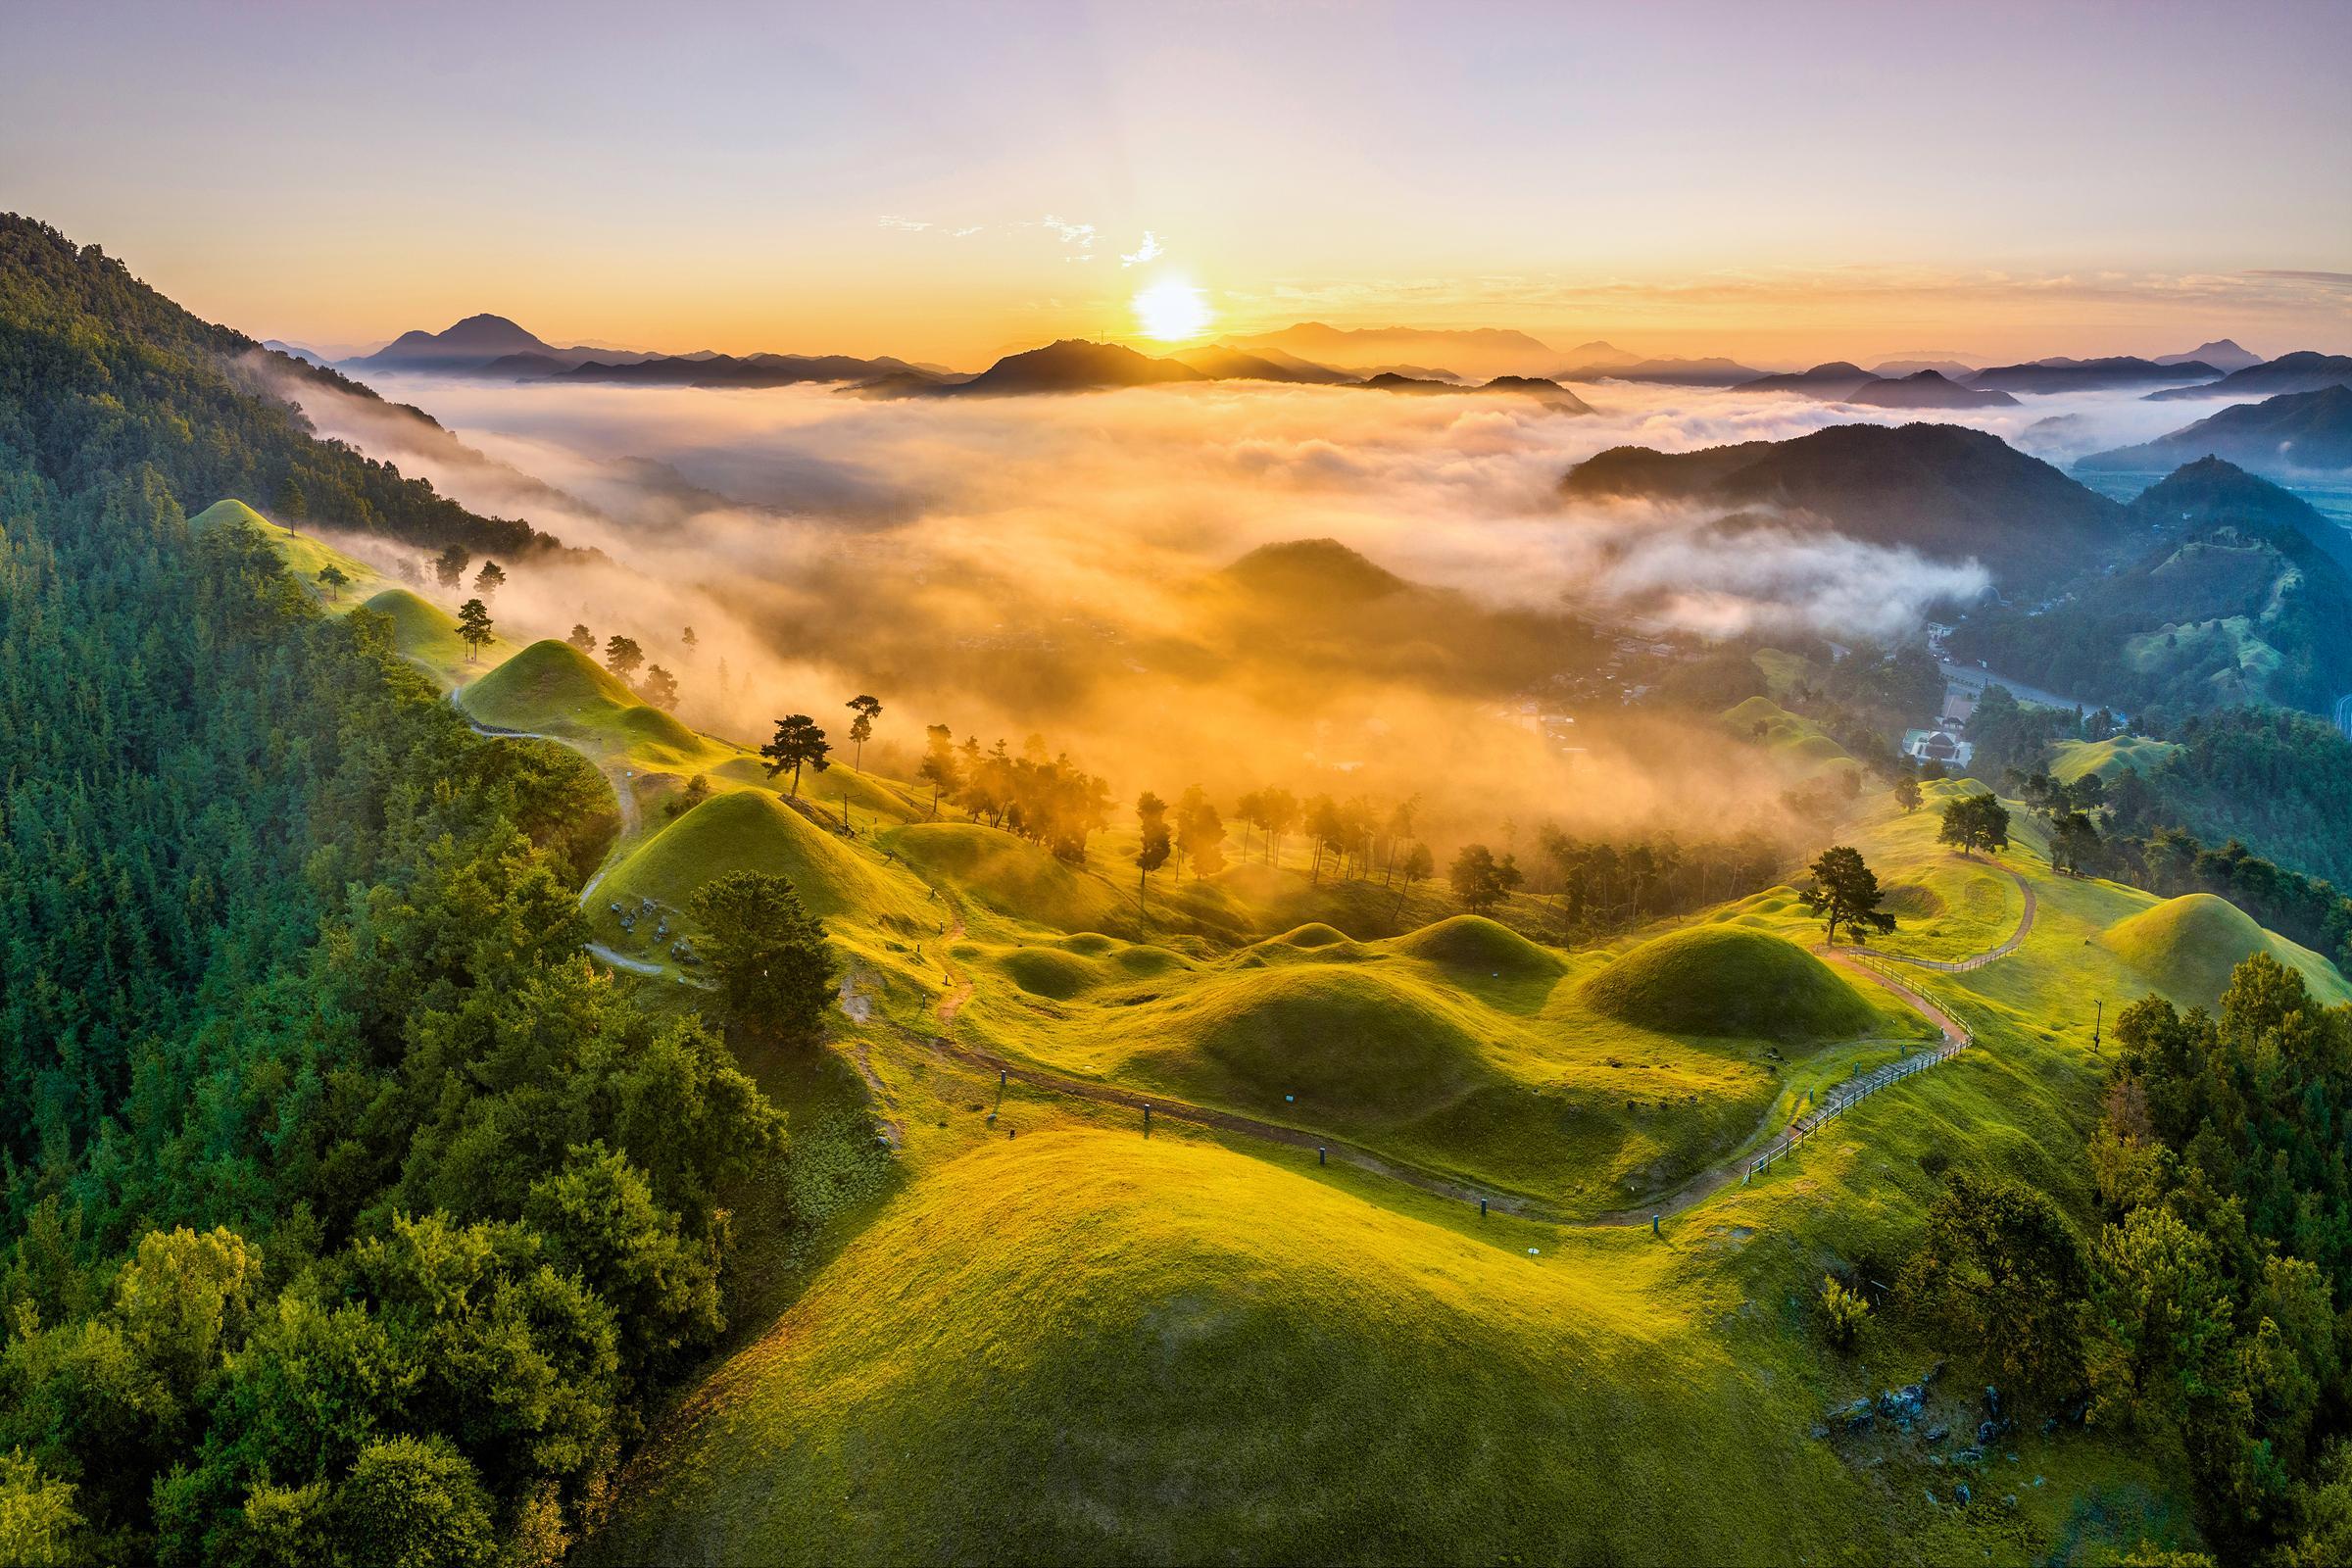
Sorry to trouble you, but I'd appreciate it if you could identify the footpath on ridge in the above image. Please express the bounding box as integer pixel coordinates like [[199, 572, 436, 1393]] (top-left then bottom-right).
[[464, 695, 2037, 1233], [906, 854, 2038, 1232]]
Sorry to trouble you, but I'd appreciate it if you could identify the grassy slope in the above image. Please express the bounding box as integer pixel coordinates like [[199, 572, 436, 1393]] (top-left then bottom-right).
[[2100, 891, 2351, 1007], [2047, 735, 2184, 785], [579, 761, 2271, 1561], [1722, 694, 1863, 786]]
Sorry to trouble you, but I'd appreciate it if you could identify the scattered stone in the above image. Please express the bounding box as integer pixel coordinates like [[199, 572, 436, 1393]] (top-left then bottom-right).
[[1808, 1424, 1830, 1441], [2003, 1494, 2018, 1510], [1924, 1425, 1948, 1444], [1954, 1481, 1971, 1505], [1956, 1446, 1984, 1465], [1978, 1420, 2000, 1446]]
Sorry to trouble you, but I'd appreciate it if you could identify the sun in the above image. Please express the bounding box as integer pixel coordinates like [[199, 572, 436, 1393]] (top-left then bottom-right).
[[1131, 275, 1212, 341]]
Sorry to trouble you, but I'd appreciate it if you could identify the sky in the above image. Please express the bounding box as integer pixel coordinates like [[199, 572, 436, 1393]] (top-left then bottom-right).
[[4, 0, 2348, 368]]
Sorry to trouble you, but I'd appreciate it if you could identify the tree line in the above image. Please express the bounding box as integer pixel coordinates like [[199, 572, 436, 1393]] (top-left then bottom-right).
[[0, 461, 801, 1562]]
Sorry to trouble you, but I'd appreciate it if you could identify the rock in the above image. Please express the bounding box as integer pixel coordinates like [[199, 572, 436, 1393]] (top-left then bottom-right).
[[1956, 1446, 1984, 1465], [1808, 1423, 1830, 1441], [1977, 1420, 2000, 1445], [1924, 1424, 1948, 1444], [2003, 1494, 2018, 1509], [1983, 1384, 2002, 1419], [1954, 1481, 1971, 1505]]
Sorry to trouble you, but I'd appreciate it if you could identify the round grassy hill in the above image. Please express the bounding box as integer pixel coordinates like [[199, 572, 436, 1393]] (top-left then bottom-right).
[[461, 639, 708, 765], [1581, 926, 1877, 1039], [1387, 913, 1562, 979], [2098, 892, 2351, 1006], [887, 821, 1131, 935], [596, 789, 926, 928], [1119, 965, 1492, 1120], [582, 1128, 1833, 1566]]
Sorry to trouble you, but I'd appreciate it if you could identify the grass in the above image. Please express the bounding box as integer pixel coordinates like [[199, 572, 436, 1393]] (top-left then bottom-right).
[[1581, 926, 1878, 1039], [2047, 735, 2183, 784], [460, 639, 722, 769], [2099, 892, 2352, 1007], [530, 712, 2260, 1562], [582, 1126, 1859, 1566], [1721, 695, 1863, 786]]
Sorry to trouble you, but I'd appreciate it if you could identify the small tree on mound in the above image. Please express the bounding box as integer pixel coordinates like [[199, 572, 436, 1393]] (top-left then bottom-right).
[[639, 664, 679, 710], [455, 599, 494, 663], [691, 870, 835, 1041], [845, 694, 882, 770], [917, 722, 959, 818], [1801, 844, 1896, 947], [432, 544, 469, 590], [604, 635, 644, 682], [761, 714, 830, 798], [1448, 844, 1521, 914], [1894, 776, 1923, 813], [316, 563, 348, 601], [1134, 791, 1171, 910], [1175, 786, 1225, 882], [472, 560, 506, 601], [567, 623, 596, 653], [1394, 841, 1436, 917], [1938, 791, 2011, 857]]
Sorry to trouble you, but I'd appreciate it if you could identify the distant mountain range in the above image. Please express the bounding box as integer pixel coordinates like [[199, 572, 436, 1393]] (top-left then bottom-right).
[[2143, 351, 2352, 402], [1227, 322, 1563, 379], [2156, 339, 2263, 372], [1561, 420, 2133, 587], [1967, 356, 2221, 395], [858, 338, 1592, 409], [1558, 355, 1764, 386], [2081, 384, 2352, 478], [550, 349, 932, 387], [1734, 365, 2016, 408], [1847, 369, 2020, 409], [346, 314, 666, 374]]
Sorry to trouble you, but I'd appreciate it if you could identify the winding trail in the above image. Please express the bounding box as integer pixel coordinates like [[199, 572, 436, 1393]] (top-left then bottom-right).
[[917, 853, 2038, 1229]]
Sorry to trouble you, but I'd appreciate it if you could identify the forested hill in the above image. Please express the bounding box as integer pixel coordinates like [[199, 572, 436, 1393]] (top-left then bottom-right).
[[0, 214, 563, 558], [0, 220, 779, 1558]]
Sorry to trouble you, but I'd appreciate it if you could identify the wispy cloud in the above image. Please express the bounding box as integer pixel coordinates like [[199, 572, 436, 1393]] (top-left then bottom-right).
[[950, 225, 984, 238], [1039, 215, 1091, 255], [1120, 230, 1163, 268], [876, 215, 932, 231]]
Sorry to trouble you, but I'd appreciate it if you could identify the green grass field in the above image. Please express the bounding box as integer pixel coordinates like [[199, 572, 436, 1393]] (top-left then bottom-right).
[[410, 626, 2314, 1565], [2047, 734, 2183, 784]]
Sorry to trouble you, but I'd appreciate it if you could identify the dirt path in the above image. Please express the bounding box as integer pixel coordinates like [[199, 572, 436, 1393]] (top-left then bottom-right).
[[917, 850, 2040, 1230]]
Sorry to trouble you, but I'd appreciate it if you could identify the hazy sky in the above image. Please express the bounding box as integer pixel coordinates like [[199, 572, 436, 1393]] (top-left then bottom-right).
[[6, 0, 2347, 367]]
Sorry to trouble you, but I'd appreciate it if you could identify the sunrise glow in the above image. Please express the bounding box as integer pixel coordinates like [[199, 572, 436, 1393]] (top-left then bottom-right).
[[1131, 276, 1212, 342]]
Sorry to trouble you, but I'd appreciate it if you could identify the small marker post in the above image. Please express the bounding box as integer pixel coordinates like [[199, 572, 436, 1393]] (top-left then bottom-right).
[[1318, 1146, 1327, 1166], [1479, 1199, 1488, 1218], [1651, 1213, 1661, 1238], [1143, 1103, 1152, 1137]]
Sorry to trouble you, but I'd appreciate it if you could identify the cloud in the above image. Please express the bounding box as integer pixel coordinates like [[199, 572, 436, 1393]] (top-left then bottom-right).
[[1040, 214, 1097, 251], [1120, 230, 1164, 268], [278, 368, 2198, 850], [876, 215, 932, 231]]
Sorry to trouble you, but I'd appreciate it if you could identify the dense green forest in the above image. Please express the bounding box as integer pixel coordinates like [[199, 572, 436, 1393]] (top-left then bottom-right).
[[0, 214, 558, 560], [0, 219, 785, 1564]]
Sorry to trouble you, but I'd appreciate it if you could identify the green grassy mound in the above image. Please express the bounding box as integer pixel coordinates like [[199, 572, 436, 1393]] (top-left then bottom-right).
[[1269, 921, 1350, 947], [2048, 735, 2182, 785], [353, 586, 509, 680], [1722, 696, 1860, 783], [194, 499, 388, 600], [1582, 926, 1877, 1039], [1121, 966, 1489, 1119], [998, 946, 1109, 1000], [597, 789, 922, 927], [1388, 913, 1562, 978], [462, 639, 708, 763], [887, 821, 1130, 934], [583, 1129, 1828, 1566], [2098, 892, 2351, 1005]]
